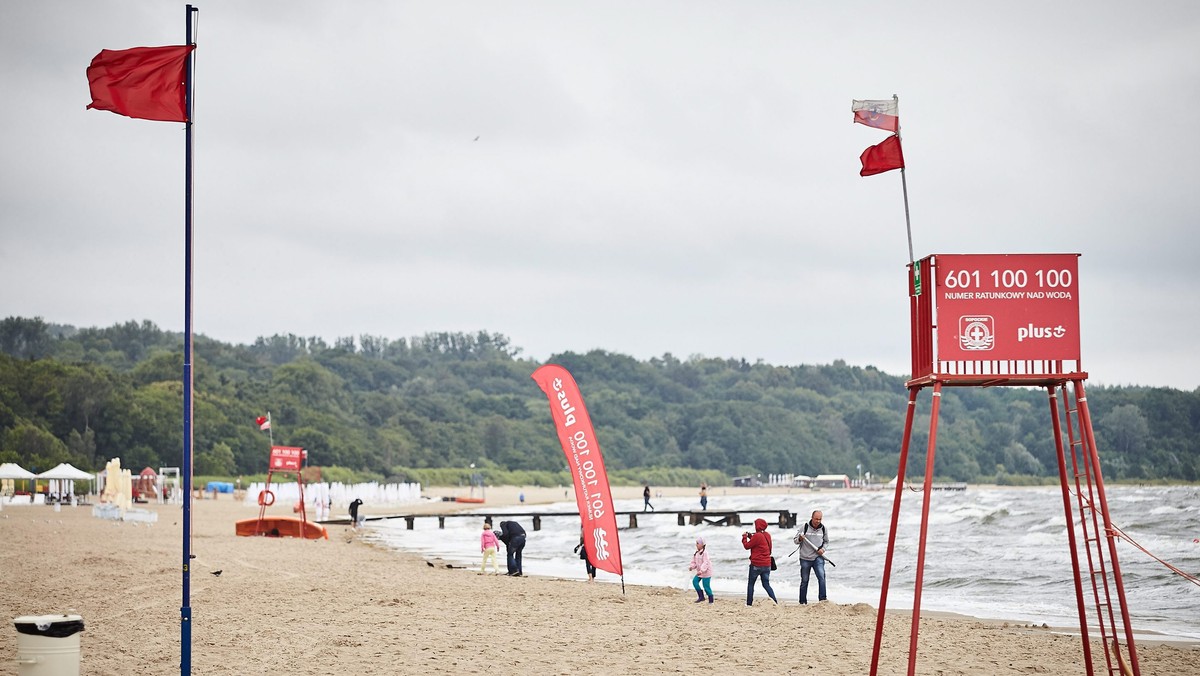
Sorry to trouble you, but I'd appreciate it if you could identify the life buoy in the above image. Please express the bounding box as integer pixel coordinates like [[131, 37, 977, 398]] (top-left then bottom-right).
[[257, 490, 275, 506]]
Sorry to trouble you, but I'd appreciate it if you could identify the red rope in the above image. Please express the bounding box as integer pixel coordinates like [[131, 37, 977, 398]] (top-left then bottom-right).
[[1110, 523, 1200, 587]]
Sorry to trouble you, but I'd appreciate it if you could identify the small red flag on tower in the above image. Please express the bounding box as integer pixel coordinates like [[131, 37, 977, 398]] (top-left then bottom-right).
[[255, 416, 271, 431], [859, 135, 906, 177]]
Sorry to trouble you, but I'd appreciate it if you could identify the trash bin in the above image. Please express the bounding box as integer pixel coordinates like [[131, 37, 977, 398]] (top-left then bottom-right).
[[12, 614, 84, 676]]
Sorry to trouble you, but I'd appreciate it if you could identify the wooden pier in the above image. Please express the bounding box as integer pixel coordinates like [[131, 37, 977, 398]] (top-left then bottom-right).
[[322, 508, 797, 530]]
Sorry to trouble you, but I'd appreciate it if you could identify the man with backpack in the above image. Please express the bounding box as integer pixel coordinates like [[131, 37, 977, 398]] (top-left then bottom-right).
[[794, 510, 829, 604]]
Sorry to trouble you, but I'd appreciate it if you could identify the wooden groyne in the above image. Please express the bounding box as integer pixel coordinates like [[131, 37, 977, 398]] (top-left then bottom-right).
[[322, 508, 797, 530]]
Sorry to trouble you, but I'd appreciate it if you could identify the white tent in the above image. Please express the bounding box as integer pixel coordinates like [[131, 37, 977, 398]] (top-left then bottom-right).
[[36, 463, 96, 501], [0, 462, 36, 479], [36, 463, 95, 481], [0, 463, 37, 503]]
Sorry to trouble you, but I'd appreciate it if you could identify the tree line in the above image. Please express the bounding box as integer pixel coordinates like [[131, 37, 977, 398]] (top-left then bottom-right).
[[1, 316, 1197, 484]]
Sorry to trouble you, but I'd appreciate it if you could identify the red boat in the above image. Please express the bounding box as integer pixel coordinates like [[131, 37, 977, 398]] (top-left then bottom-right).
[[235, 516, 328, 539]]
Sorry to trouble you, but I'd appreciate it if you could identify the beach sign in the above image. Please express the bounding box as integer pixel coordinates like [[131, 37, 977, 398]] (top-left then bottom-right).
[[532, 364, 624, 578]]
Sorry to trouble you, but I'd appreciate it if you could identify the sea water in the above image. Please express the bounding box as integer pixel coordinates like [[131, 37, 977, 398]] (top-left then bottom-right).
[[364, 485, 1200, 642]]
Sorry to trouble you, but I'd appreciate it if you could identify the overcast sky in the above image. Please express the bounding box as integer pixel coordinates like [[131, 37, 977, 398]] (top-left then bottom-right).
[[2, 1, 1198, 390]]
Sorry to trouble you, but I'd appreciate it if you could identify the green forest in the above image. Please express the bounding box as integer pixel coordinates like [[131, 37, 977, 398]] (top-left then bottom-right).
[[1, 316, 1198, 485]]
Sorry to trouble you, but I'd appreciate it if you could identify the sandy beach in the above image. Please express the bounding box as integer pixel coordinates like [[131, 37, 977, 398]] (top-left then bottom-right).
[[1, 486, 1194, 675]]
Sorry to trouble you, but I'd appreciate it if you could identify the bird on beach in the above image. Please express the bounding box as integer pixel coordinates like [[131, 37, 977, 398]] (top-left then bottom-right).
[[210, 570, 222, 577]]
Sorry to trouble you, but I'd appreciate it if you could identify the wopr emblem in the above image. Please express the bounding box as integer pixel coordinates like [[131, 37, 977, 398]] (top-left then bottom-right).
[[592, 527, 611, 560], [959, 315, 994, 351]]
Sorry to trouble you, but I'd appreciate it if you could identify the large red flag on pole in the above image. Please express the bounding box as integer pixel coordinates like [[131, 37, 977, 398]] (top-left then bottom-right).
[[86, 45, 194, 122], [87, 9, 199, 674], [532, 364, 624, 580]]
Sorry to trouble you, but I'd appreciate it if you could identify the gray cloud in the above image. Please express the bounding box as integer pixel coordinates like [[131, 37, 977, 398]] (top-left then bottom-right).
[[2, 1, 1199, 389]]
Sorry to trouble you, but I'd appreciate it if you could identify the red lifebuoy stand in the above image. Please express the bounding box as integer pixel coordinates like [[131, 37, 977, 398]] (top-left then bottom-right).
[[870, 254, 1139, 676], [235, 446, 327, 539]]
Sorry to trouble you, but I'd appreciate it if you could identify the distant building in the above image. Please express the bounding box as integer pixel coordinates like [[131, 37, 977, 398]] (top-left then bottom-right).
[[790, 474, 814, 488], [813, 474, 851, 489], [732, 475, 762, 488]]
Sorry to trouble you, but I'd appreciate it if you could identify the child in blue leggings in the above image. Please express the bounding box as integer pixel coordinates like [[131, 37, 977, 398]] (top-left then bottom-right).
[[688, 536, 714, 603]]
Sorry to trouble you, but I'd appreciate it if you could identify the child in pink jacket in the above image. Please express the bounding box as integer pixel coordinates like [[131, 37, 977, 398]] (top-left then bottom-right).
[[480, 522, 500, 574], [688, 536, 714, 603]]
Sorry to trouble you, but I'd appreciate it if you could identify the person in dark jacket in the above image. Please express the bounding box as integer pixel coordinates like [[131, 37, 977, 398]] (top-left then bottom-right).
[[496, 520, 527, 576], [741, 518, 778, 605], [574, 528, 597, 582], [349, 498, 363, 529]]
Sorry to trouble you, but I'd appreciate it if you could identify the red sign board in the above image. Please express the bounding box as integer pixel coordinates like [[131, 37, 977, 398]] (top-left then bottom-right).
[[269, 446, 305, 472], [933, 254, 1081, 362]]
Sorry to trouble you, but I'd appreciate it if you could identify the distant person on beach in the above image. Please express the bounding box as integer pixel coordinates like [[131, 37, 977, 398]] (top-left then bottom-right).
[[480, 521, 500, 575], [794, 510, 829, 604], [643, 485, 654, 512], [699, 484, 708, 511], [497, 520, 527, 576], [574, 529, 596, 582], [742, 518, 778, 605], [349, 498, 363, 529], [688, 536, 714, 603]]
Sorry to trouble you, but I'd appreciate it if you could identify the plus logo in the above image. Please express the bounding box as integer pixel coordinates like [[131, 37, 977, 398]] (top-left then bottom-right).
[[959, 315, 994, 351]]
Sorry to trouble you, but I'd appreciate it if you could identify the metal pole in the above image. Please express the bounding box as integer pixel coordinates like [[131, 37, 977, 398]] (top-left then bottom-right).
[[1047, 385, 1095, 675], [907, 380, 943, 676], [180, 5, 198, 674], [869, 387, 919, 675], [1074, 380, 1141, 674], [894, 94, 914, 265]]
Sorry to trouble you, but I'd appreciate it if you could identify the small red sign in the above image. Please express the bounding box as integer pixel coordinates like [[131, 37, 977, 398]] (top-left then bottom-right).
[[934, 254, 1081, 362], [269, 446, 305, 472]]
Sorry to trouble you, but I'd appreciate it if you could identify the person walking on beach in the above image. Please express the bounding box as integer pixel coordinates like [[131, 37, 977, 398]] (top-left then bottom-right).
[[574, 529, 597, 582], [794, 510, 829, 604], [643, 485, 654, 512], [742, 518, 778, 605], [699, 483, 708, 511], [349, 498, 363, 529], [688, 536, 714, 603], [497, 520, 527, 576], [480, 521, 501, 575]]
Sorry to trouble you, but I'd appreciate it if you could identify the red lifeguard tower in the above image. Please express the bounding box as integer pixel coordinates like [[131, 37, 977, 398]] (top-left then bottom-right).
[[871, 253, 1139, 675], [235, 445, 327, 539]]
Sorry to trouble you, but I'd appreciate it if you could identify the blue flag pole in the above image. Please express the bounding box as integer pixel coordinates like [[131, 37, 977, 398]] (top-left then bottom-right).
[[181, 5, 198, 674]]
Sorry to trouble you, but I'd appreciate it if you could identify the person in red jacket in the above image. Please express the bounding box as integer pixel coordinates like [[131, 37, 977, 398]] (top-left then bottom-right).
[[741, 518, 778, 605]]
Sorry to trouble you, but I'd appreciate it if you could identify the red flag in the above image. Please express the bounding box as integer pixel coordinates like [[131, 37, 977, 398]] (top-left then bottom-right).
[[531, 364, 623, 577], [255, 416, 271, 431], [852, 98, 899, 132], [86, 45, 195, 122], [859, 135, 905, 176]]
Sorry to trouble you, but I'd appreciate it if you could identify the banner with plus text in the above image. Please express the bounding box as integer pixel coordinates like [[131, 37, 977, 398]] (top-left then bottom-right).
[[532, 364, 623, 577]]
